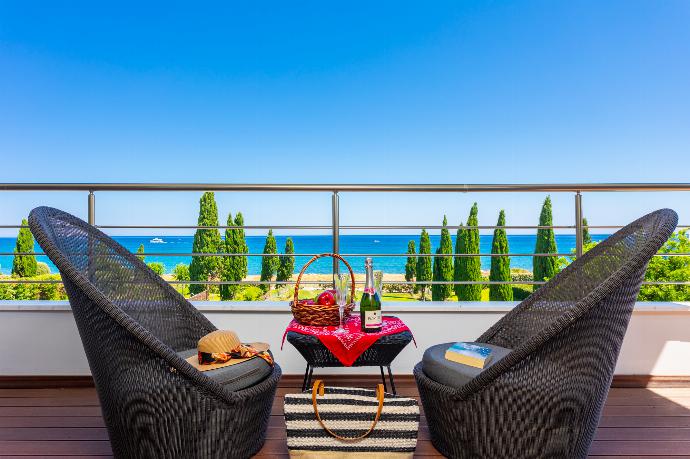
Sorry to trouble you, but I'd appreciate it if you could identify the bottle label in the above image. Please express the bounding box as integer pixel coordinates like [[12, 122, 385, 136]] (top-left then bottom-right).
[[364, 310, 382, 328]]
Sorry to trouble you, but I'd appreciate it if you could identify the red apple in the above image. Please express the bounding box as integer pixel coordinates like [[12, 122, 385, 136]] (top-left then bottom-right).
[[316, 290, 336, 306], [302, 299, 315, 305]]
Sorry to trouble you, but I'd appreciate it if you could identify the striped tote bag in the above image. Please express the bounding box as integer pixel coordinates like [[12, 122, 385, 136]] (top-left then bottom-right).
[[284, 380, 419, 458]]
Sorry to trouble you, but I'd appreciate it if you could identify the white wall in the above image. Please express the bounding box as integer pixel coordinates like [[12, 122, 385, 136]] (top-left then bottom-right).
[[0, 301, 689, 376]]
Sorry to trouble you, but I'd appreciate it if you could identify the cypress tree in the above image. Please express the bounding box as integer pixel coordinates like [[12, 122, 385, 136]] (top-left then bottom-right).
[[416, 229, 432, 300], [12, 219, 37, 278], [456, 203, 482, 300], [404, 240, 416, 284], [136, 244, 145, 262], [276, 238, 295, 285], [534, 196, 558, 284], [453, 222, 465, 297], [432, 216, 454, 300], [259, 230, 278, 292], [189, 192, 222, 295], [432, 247, 441, 300], [220, 212, 237, 300], [234, 212, 249, 280], [582, 217, 592, 245], [220, 212, 249, 300], [489, 210, 513, 301]]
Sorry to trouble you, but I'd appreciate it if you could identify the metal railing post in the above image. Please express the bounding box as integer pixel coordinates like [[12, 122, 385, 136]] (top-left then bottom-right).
[[575, 191, 583, 257], [332, 191, 340, 279], [88, 191, 96, 225]]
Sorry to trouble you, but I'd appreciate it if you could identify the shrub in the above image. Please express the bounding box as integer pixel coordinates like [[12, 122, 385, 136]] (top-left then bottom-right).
[[511, 272, 534, 282], [0, 282, 16, 300], [512, 284, 533, 301], [239, 285, 263, 301], [639, 228, 690, 301], [36, 262, 51, 276], [147, 262, 165, 275], [173, 263, 190, 281], [383, 282, 414, 294], [0, 274, 66, 300]]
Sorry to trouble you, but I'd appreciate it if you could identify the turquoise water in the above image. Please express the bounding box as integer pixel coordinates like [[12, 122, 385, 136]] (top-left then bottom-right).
[[0, 234, 608, 275]]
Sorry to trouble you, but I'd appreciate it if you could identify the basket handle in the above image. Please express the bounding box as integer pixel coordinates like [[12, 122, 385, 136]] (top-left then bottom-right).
[[293, 253, 356, 305], [311, 379, 384, 441]]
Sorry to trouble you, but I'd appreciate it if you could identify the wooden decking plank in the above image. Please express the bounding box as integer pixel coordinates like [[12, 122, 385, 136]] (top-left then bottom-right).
[[602, 405, 690, 416], [0, 407, 103, 417], [0, 440, 112, 455], [594, 427, 690, 441], [0, 427, 109, 441], [0, 388, 98, 398], [589, 441, 690, 455], [0, 417, 105, 428], [0, 397, 100, 407], [599, 416, 690, 428], [0, 456, 112, 459]]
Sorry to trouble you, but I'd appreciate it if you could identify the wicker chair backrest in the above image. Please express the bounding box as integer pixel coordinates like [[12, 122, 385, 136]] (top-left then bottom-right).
[[28, 206, 215, 352], [478, 208, 677, 350]]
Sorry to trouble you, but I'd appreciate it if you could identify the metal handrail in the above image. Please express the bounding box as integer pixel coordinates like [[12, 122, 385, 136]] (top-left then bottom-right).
[[2, 182, 690, 192]]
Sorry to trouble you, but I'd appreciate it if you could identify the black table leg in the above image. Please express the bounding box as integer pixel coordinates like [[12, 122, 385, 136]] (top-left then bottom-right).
[[387, 365, 397, 395], [379, 366, 388, 393], [301, 364, 311, 391], [306, 366, 314, 390]]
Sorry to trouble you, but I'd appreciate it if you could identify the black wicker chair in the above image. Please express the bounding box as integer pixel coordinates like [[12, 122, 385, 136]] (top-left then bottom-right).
[[414, 208, 678, 459], [29, 206, 281, 459]]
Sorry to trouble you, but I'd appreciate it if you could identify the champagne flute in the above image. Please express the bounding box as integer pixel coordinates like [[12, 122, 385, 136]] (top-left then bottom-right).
[[334, 273, 350, 334], [374, 270, 383, 298]]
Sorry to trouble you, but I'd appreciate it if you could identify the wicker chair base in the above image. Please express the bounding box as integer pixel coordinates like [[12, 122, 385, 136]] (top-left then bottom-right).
[[415, 361, 593, 459]]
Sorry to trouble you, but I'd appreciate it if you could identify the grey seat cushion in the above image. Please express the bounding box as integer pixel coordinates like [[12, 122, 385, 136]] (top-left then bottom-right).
[[422, 342, 512, 389], [178, 348, 273, 392]]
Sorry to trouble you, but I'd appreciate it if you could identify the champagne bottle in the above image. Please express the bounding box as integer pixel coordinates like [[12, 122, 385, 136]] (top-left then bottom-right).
[[360, 257, 382, 332]]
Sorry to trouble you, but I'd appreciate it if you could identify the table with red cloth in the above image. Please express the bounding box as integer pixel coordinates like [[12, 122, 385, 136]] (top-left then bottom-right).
[[282, 315, 415, 394]]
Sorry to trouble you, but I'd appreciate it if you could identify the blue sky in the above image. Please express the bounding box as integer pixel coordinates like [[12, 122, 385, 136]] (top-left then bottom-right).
[[1, 1, 689, 235]]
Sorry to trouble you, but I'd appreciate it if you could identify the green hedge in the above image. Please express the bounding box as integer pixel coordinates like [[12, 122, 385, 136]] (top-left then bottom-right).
[[0, 274, 67, 300]]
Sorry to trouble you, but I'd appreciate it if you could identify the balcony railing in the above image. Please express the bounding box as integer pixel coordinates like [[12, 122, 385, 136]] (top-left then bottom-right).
[[1, 182, 689, 290]]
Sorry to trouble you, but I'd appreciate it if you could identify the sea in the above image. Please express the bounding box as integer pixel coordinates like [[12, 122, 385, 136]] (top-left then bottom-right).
[[0, 234, 608, 276]]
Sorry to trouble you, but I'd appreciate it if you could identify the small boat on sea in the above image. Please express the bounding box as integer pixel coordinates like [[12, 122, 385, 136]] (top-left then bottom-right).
[[150, 237, 166, 244]]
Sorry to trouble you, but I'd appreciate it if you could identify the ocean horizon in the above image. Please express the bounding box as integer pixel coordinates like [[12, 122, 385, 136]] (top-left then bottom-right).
[[0, 234, 608, 276]]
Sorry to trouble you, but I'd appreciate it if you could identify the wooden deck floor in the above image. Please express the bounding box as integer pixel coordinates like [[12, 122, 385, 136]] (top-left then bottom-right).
[[1, 377, 689, 458]]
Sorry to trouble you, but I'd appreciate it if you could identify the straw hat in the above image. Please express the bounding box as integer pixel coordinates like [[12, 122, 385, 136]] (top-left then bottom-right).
[[185, 330, 270, 372]]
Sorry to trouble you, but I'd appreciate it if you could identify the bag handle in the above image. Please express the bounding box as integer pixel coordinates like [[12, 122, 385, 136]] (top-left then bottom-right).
[[311, 380, 385, 441]]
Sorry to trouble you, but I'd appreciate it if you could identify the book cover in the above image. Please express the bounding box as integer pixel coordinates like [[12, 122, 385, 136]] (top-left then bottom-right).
[[444, 342, 493, 369]]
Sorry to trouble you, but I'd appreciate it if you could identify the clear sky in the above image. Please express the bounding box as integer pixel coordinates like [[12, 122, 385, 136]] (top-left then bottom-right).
[[1, 1, 689, 235]]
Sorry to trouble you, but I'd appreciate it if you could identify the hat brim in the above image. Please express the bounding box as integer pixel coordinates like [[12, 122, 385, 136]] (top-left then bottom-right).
[[185, 342, 270, 372]]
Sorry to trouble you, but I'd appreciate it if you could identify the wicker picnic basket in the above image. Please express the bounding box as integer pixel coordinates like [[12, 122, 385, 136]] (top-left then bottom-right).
[[291, 253, 356, 326]]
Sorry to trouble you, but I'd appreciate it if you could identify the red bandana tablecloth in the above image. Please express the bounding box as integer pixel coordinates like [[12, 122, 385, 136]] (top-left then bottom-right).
[[281, 316, 415, 367]]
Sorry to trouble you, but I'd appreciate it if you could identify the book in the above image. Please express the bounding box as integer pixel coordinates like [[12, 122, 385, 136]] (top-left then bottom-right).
[[444, 342, 493, 369]]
